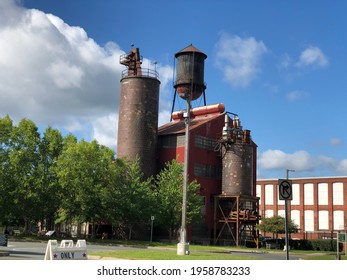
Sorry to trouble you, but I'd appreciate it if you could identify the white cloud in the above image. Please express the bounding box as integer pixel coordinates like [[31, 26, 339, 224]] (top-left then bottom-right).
[[0, 0, 177, 151], [157, 63, 174, 125], [158, 110, 172, 127], [47, 60, 84, 89], [0, 1, 176, 152], [297, 46, 329, 68], [0, 2, 124, 130], [0, 1, 175, 151], [215, 32, 267, 87], [286, 90, 309, 102], [330, 138, 342, 146], [337, 159, 347, 174], [258, 149, 347, 177], [279, 53, 292, 69], [258, 149, 314, 171], [91, 114, 118, 150]]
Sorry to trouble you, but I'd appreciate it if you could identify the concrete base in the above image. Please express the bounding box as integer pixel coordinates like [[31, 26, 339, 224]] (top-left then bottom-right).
[[177, 242, 190, 256]]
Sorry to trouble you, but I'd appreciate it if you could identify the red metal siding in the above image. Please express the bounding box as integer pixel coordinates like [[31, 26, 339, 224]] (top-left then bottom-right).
[[158, 114, 225, 235]]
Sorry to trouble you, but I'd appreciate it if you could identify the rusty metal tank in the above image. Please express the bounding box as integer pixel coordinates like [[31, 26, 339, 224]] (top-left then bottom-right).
[[117, 48, 160, 179], [174, 44, 207, 101], [221, 116, 254, 196]]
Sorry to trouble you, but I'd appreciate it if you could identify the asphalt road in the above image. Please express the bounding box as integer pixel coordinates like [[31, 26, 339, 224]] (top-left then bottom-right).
[[0, 241, 302, 260], [0, 241, 143, 260]]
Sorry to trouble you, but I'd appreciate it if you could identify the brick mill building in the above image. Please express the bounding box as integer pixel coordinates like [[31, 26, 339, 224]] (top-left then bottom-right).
[[256, 177, 347, 239]]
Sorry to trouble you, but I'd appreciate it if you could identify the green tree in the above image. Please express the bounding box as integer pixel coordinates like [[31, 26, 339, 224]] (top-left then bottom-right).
[[0, 115, 14, 227], [37, 127, 64, 230], [154, 160, 202, 241], [114, 157, 156, 240], [257, 215, 299, 239], [8, 118, 41, 233], [100, 157, 127, 238], [55, 139, 115, 237]]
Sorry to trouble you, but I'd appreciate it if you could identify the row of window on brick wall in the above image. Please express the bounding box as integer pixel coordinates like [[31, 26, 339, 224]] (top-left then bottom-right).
[[256, 182, 344, 206], [194, 163, 222, 179], [260, 209, 345, 231], [195, 135, 217, 151], [160, 134, 185, 148], [159, 134, 217, 150]]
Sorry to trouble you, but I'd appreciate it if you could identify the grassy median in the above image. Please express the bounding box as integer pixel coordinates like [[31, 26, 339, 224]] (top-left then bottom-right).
[[89, 244, 347, 260], [89, 248, 259, 260]]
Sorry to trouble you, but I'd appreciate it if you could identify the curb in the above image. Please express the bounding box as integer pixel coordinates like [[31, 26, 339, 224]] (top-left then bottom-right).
[[0, 251, 10, 257]]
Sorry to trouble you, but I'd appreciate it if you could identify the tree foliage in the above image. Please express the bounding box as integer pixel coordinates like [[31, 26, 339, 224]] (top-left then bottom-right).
[[154, 160, 202, 240], [113, 158, 156, 239], [7, 118, 42, 233], [0, 116, 203, 240], [257, 215, 299, 238], [55, 139, 115, 236]]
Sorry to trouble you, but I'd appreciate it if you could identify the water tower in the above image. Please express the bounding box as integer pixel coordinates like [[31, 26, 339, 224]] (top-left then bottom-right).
[[174, 44, 207, 255], [171, 44, 207, 120], [117, 47, 160, 179]]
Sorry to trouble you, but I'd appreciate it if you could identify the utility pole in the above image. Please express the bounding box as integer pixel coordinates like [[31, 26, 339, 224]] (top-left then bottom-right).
[[285, 169, 295, 260]]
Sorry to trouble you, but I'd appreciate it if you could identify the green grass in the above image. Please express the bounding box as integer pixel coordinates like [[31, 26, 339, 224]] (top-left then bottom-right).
[[89, 244, 347, 260], [89, 242, 263, 260], [11, 235, 346, 260], [302, 254, 347, 260], [97, 249, 347, 260], [89, 249, 260, 260]]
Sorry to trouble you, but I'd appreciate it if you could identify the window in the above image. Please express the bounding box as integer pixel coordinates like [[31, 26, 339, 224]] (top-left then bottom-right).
[[291, 210, 300, 229], [304, 210, 314, 231], [333, 211, 344, 230], [265, 184, 274, 205], [318, 183, 328, 205], [333, 182, 344, 205], [160, 134, 185, 148], [256, 185, 261, 205], [278, 210, 285, 218], [318, 211, 329, 230], [265, 209, 274, 218], [194, 163, 221, 179], [291, 184, 300, 205], [195, 135, 217, 151], [304, 183, 314, 205]]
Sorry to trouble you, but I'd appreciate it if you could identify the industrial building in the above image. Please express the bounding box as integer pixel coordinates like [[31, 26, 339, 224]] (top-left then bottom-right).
[[116, 45, 347, 245], [256, 177, 347, 239], [117, 45, 259, 245]]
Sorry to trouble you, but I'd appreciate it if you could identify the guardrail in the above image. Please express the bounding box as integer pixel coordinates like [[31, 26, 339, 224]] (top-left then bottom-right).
[[121, 68, 159, 79]]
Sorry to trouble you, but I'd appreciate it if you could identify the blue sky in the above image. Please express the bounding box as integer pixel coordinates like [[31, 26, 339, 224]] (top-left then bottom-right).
[[1, 0, 347, 179]]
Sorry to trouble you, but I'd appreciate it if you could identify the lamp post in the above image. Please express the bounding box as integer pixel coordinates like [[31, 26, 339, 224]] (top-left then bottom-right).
[[177, 97, 191, 255], [285, 169, 295, 260]]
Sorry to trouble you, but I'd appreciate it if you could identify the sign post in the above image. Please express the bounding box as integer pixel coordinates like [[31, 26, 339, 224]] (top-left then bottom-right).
[[337, 232, 346, 258], [150, 216, 155, 243], [279, 170, 293, 260]]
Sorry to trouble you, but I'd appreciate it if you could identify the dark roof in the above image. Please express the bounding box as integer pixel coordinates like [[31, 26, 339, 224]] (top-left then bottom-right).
[[175, 44, 207, 58]]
